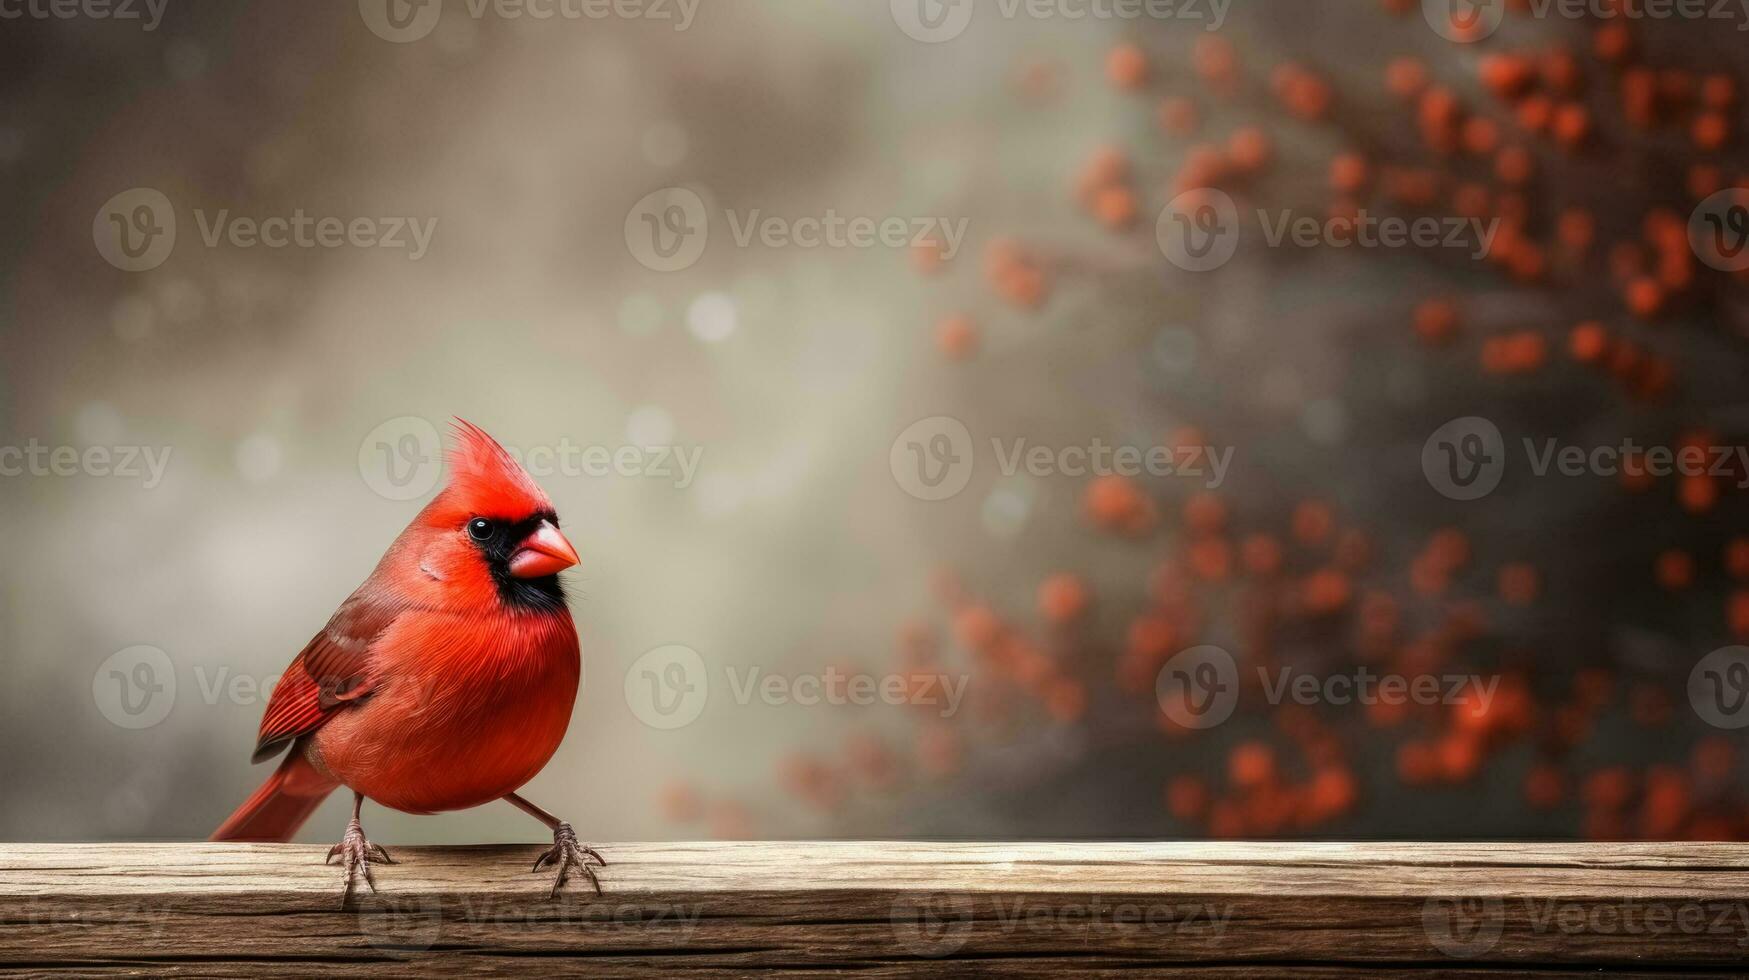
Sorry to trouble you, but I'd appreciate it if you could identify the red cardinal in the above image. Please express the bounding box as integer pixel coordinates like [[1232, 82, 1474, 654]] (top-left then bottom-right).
[[212, 420, 601, 903]]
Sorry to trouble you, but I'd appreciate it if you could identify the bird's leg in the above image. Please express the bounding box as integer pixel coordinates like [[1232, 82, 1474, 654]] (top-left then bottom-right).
[[324, 791, 394, 908], [505, 792, 605, 898]]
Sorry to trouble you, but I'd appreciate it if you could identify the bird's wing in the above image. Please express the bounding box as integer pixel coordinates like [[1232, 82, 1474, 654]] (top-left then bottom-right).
[[250, 592, 402, 764]]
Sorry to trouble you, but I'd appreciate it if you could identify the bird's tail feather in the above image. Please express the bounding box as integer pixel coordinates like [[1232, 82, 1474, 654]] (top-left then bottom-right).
[[210, 749, 338, 842]]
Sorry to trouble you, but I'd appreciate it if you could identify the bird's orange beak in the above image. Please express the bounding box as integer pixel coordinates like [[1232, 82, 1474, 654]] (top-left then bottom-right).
[[508, 520, 579, 579]]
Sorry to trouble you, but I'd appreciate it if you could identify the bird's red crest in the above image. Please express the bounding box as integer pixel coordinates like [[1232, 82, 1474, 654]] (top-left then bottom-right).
[[432, 419, 553, 522]]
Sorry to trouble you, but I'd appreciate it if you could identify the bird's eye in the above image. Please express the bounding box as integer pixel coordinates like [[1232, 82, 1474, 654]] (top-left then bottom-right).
[[467, 518, 494, 542]]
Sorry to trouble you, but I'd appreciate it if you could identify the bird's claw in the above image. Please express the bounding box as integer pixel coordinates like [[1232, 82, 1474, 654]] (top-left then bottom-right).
[[326, 816, 392, 908], [532, 821, 605, 898]]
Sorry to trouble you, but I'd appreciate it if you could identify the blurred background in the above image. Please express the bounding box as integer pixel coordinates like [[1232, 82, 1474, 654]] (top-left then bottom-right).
[[3, 0, 1749, 846]]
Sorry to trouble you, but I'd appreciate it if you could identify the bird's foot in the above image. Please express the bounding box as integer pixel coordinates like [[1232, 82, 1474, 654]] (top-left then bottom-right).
[[325, 815, 394, 908], [531, 821, 605, 898]]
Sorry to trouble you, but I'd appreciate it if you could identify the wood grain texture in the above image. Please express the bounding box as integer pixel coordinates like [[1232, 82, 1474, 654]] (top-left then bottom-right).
[[3, 841, 1749, 976]]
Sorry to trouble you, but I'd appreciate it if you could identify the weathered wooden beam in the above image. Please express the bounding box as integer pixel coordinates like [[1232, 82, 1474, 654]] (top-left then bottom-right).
[[3, 841, 1749, 976]]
